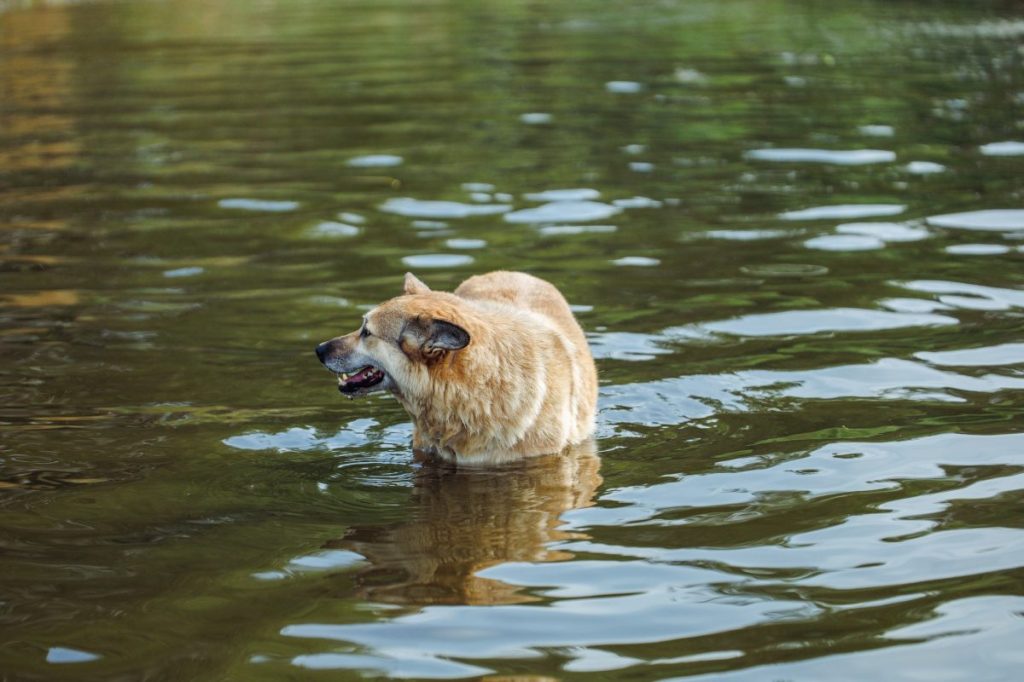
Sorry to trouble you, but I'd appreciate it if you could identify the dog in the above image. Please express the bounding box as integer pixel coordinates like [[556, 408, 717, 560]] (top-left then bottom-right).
[[315, 271, 597, 465]]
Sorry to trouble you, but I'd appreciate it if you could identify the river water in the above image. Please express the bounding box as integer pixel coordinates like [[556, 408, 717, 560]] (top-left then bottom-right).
[[2, 0, 1023, 680]]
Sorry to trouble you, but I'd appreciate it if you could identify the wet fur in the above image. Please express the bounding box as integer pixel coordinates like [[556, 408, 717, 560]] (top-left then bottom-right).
[[316, 271, 598, 465]]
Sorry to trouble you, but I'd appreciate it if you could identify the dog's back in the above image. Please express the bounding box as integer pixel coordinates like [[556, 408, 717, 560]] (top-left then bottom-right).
[[454, 271, 598, 450], [455, 271, 588, 353]]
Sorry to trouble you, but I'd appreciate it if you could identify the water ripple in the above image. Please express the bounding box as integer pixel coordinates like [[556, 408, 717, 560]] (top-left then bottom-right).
[[979, 141, 1024, 156], [745, 148, 896, 165], [915, 342, 1024, 366], [218, 198, 299, 212], [401, 254, 474, 268], [504, 201, 622, 224], [3, 2, 1022, 680], [835, 222, 930, 241], [780, 204, 907, 221], [347, 154, 403, 167], [600, 359, 1024, 431], [803, 235, 884, 251], [282, 589, 810, 672], [898, 279, 1024, 308], [523, 188, 600, 202], [701, 308, 956, 337], [926, 209, 1024, 231], [379, 198, 511, 219]]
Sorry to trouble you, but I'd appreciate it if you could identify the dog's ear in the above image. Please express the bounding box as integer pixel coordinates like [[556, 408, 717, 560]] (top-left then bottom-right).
[[404, 272, 431, 295], [425, 319, 470, 351], [402, 315, 470, 357]]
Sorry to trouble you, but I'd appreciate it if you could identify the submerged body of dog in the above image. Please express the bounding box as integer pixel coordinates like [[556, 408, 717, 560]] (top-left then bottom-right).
[[315, 271, 597, 465]]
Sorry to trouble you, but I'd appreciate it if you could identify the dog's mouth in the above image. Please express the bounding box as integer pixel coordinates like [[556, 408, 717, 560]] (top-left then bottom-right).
[[336, 365, 386, 395]]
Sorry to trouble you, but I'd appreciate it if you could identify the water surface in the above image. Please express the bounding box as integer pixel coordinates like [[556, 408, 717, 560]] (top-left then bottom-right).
[[2, 0, 1023, 680]]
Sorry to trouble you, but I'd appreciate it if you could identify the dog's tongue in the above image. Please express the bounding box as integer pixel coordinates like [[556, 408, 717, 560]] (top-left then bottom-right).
[[336, 364, 385, 397], [350, 367, 374, 382]]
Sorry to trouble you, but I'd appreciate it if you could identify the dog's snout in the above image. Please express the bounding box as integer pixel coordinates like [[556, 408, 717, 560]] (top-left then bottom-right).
[[316, 337, 350, 366], [315, 341, 332, 364]]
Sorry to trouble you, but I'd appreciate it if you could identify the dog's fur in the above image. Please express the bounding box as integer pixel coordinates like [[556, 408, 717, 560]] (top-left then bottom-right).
[[315, 271, 597, 465]]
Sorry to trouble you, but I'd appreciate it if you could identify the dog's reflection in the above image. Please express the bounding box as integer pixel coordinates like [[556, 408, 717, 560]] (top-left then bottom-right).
[[326, 441, 601, 605]]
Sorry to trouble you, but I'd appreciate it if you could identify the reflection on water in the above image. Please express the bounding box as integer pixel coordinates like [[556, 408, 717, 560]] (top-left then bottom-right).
[[331, 441, 600, 605], [2, 0, 1024, 680]]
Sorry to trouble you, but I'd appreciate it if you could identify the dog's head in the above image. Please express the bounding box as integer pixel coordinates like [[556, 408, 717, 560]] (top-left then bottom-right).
[[315, 273, 471, 398]]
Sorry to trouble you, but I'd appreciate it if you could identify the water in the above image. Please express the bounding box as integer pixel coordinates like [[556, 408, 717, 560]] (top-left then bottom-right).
[[1, 0, 1023, 679]]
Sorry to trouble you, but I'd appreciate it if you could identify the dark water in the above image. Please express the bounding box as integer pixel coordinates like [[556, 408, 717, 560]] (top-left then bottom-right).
[[2, 0, 1024, 679]]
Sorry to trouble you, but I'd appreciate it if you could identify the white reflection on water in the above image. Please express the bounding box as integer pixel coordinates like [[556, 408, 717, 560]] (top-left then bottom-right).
[[287, 549, 364, 572], [878, 297, 952, 313], [504, 200, 621, 224], [445, 238, 487, 249], [308, 221, 360, 238], [380, 198, 511, 219], [916, 342, 1024, 366], [703, 229, 791, 241], [926, 209, 1024, 231], [520, 112, 553, 124], [46, 647, 101, 664], [612, 196, 662, 208], [898, 279, 1024, 308], [347, 154, 403, 168], [461, 182, 495, 193], [411, 220, 448, 230], [612, 256, 660, 266], [944, 243, 1011, 255], [979, 141, 1024, 156], [588, 330, 675, 361], [338, 211, 366, 224], [701, 307, 956, 336], [835, 222, 930, 241], [779, 204, 906, 221], [218, 198, 299, 212], [605, 80, 644, 93], [803, 234, 884, 251], [905, 160, 946, 174], [802, 219, 933, 250], [293, 651, 490, 678], [858, 124, 895, 137], [523, 188, 600, 202], [538, 224, 617, 236], [163, 266, 204, 278], [400, 254, 474, 268], [744, 148, 895, 165]]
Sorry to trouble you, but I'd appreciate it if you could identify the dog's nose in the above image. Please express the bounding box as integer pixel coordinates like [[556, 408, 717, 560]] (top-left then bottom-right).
[[315, 342, 329, 364]]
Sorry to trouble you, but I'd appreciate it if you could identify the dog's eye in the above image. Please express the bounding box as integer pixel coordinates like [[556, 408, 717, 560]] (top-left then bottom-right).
[[360, 326, 371, 339]]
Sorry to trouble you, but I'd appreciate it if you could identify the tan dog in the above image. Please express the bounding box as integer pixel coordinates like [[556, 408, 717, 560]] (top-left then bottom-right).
[[315, 271, 597, 465]]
